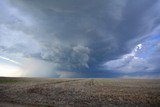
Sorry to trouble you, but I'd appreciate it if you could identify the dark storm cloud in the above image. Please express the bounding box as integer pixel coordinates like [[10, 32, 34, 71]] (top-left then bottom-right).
[[0, 0, 160, 77]]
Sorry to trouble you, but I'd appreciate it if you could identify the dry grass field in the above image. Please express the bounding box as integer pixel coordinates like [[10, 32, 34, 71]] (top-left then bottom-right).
[[0, 77, 160, 107]]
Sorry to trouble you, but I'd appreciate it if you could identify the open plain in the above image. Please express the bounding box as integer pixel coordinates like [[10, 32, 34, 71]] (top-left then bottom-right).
[[0, 77, 160, 107]]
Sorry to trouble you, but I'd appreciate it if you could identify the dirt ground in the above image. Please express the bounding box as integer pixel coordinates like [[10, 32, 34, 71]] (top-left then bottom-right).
[[0, 77, 160, 107]]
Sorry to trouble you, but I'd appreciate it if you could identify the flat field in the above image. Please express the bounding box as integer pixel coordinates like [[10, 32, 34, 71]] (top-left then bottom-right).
[[0, 77, 160, 107]]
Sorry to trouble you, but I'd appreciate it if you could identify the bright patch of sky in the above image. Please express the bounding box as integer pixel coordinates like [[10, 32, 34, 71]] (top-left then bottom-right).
[[136, 35, 160, 59], [104, 34, 160, 73]]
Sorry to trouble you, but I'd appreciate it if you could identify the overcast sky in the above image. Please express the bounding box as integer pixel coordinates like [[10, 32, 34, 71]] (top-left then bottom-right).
[[0, 0, 160, 78]]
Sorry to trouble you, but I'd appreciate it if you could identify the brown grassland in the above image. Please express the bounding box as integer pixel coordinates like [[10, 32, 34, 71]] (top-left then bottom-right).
[[0, 77, 160, 107]]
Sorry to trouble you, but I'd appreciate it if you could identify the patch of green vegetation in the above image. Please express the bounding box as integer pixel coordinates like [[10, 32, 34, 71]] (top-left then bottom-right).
[[0, 79, 20, 84]]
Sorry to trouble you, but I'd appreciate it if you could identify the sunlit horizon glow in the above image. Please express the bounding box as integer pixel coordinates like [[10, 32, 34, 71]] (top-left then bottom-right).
[[0, 64, 22, 77]]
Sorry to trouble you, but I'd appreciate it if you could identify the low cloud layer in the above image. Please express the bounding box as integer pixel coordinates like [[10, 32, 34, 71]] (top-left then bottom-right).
[[0, 0, 160, 78]]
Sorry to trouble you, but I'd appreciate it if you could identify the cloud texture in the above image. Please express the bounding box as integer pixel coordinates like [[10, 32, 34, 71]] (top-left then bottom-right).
[[0, 0, 160, 78]]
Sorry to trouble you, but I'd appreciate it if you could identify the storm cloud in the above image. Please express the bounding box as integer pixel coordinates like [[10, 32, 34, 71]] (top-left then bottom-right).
[[0, 0, 160, 78]]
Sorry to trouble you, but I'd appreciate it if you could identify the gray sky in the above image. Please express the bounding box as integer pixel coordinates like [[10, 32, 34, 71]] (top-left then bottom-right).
[[0, 0, 160, 78]]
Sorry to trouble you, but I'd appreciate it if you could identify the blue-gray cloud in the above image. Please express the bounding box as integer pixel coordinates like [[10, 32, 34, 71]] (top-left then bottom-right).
[[0, 0, 160, 78]]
